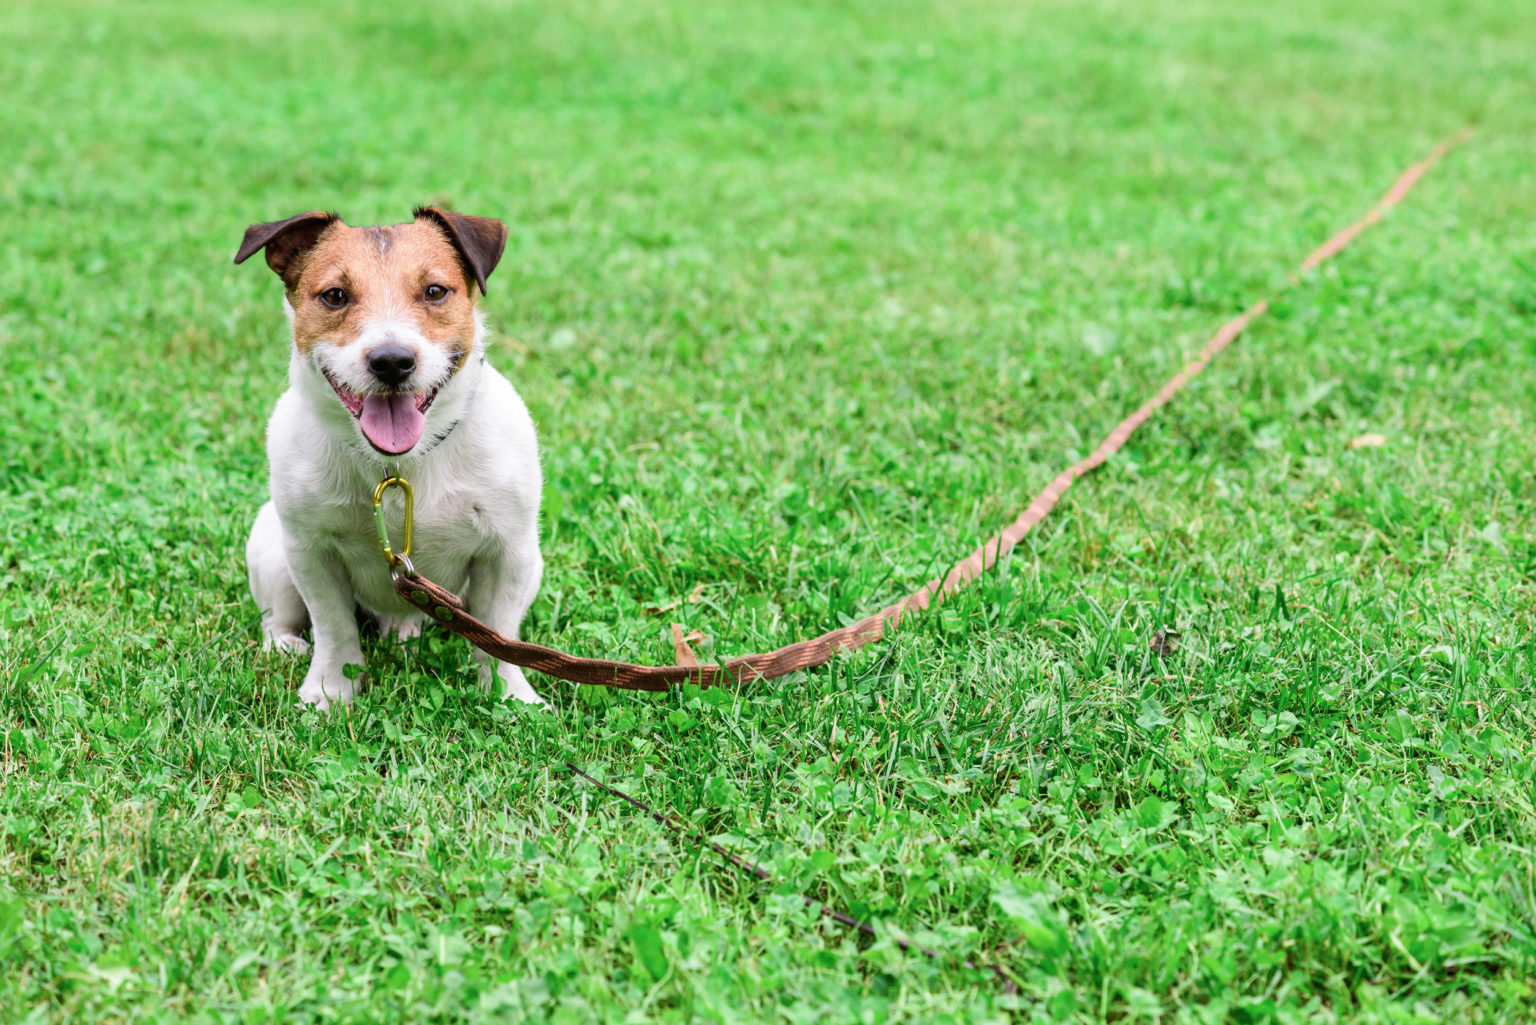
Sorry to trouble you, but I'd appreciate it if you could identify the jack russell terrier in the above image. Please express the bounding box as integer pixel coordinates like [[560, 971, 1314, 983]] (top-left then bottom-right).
[[236, 207, 545, 709]]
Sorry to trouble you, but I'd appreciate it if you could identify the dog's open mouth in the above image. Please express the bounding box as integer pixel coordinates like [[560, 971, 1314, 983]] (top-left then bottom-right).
[[323, 370, 439, 455]]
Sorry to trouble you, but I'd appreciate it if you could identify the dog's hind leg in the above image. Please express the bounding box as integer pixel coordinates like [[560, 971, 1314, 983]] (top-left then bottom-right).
[[247, 501, 311, 655]]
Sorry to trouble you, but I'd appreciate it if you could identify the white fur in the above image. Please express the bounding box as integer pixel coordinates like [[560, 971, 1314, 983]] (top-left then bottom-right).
[[246, 307, 545, 710]]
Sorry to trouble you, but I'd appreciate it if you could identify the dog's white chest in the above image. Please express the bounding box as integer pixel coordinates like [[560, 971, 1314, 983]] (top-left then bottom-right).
[[319, 486, 490, 615]]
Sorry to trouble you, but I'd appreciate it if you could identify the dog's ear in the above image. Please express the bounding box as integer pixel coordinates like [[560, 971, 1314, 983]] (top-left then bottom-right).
[[234, 211, 339, 289], [414, 206, 508, 295]]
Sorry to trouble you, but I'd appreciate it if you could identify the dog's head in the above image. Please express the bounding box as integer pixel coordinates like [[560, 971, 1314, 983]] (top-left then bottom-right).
[[235, 207, 508, 456]]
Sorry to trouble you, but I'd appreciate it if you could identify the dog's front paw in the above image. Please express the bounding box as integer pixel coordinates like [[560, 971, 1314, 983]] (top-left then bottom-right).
[[263, 630, 311, 656], [297, 669, 361, 711], [377, 615, 423, 641], [483, 664, 548, 707]]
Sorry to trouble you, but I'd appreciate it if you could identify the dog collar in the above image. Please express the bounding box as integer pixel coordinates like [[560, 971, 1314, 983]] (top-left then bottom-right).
[[415, 417, 462, 455]]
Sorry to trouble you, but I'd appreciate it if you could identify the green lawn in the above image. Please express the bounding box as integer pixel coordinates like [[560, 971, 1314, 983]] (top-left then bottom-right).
[[4, 0, 1536, 1021]]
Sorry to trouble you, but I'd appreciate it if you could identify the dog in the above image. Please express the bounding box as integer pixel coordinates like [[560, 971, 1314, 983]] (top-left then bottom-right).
[[236, 207, 545, 709]]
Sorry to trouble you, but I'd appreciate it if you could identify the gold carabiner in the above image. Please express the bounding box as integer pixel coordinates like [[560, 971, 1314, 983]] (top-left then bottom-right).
[[372, 475, 414, 572]]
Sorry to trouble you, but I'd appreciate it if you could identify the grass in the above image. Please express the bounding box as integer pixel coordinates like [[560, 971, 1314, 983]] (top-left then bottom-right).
[[3, 0, 1536, 1020]]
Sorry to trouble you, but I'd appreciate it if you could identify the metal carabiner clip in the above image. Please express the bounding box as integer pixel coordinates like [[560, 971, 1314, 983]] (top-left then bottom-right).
[[372, 475, 415, 578]]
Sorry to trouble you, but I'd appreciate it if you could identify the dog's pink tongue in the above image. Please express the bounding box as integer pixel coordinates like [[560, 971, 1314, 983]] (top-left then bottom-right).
[[359, 393, 425, 454]]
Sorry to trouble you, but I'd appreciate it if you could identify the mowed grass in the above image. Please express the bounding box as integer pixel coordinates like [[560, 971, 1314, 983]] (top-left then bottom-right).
[[3, 0, 1536, 1021]]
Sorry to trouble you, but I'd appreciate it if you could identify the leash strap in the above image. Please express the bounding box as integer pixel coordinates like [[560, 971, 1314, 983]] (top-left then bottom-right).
[[392, 131, 1469, 690]]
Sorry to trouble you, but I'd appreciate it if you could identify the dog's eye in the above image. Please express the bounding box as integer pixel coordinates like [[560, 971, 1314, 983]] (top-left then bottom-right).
[[423, 284, 449, 304], [319, 287, 349, 309]]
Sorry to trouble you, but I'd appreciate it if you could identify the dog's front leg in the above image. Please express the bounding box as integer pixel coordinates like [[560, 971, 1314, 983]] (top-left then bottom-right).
[[285, 544, 366, 710], [464, 538, 546, 706]]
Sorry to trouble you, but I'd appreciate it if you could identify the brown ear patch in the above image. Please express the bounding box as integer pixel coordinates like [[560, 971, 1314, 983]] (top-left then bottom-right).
[[234, 211, 340, 289], [413, 206, 508, 295]]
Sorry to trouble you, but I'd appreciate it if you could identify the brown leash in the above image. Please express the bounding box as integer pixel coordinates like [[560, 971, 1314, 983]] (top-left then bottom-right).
[[389, 130, 1469, 690]]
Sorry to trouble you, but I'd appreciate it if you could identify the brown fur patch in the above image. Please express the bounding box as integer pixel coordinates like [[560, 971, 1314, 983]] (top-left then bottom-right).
[[363, 226, 395, 255], [288, 220, 478, 357]]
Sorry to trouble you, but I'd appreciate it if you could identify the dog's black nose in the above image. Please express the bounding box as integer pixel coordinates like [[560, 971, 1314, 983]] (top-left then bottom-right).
[[368, 345, 417, 386]]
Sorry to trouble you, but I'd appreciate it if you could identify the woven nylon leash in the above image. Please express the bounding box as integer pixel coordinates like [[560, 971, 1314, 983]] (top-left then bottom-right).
[[385, 130, 1470, 689]]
